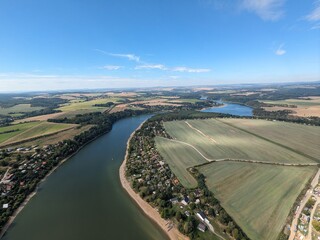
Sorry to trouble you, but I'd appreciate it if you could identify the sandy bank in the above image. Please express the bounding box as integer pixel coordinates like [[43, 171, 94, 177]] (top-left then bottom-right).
[[119, 122, 188, 240]]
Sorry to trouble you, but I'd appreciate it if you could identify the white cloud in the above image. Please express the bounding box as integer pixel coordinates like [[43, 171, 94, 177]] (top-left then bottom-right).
[[109, 53, 140, 62], [241, 0, 285, 21], [172, 66, 211, 73], [135, 64, 167, 70], [275, 44, 286, 56], [94, 49, 140, 62], [100, 65, 123, 70], [306, 1, 320, 21]]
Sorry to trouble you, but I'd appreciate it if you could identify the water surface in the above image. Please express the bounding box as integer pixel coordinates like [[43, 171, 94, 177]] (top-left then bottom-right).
[[3, 115, 168, 240], [202, 102, 253, 116]]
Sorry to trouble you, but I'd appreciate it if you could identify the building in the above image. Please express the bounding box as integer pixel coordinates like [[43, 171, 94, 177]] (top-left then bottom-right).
[[197, 223, 207, 232]]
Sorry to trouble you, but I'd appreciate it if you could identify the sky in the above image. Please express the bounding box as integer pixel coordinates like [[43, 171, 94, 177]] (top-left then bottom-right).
[[0, 0, 319, 92]]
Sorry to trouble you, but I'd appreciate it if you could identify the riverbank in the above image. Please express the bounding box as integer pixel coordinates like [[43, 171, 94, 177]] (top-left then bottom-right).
[[119, 122, 188, 240], [0, 127, 107, 239]]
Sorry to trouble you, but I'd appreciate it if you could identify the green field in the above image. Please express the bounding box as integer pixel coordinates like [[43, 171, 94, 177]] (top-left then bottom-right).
[[263, 98, 320, 107], [0, 104, 44, 116], [219, 118, 320, 160], [155, 118, 320, 239], [0, 122, 76, 146], [163, 119, 315, 164], [155, 136, 206, 188], [57, 98, 122, 112], [199, 162, 317, 240]]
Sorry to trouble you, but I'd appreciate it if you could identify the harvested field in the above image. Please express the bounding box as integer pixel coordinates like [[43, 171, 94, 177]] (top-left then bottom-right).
[[262, 98, 320, 117], [199, 162, 317, 240]]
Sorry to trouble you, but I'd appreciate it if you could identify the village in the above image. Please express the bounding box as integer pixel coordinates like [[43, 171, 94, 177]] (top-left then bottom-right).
[[126, 119, 247, 239]]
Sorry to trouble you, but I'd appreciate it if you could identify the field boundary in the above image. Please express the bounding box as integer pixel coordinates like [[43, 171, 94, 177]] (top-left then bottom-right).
[[164, 137, 318, 167], [0, 126, 77, 148], [216, 119, 320, 163]]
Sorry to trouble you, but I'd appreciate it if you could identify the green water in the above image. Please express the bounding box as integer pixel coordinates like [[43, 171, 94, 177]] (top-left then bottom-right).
[[3, 115, 168, 240]]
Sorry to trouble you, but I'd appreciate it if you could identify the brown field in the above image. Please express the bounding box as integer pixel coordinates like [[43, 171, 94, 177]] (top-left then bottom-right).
[[14, 112, 66, 123], [262, 97, 320, 117], [263, 106, 320, 117], [106, 92, 138, 97]]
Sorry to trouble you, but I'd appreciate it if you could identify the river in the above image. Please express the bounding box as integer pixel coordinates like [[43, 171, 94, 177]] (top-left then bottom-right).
[[202, 102, 253, 116], [3, 115, 168, 240]]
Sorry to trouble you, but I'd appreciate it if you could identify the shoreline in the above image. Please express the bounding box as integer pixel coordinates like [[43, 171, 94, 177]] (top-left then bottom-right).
[[119, 121, 188, 240], [0, 130, 106, 239]]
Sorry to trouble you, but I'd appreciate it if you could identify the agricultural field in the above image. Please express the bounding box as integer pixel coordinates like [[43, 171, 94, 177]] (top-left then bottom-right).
[[198, 162, 317, 240], [0, 104, 44, 116], [57, 98, 122, 112], [9, 125, 92, 147], [0, 121, 77, 146], [163, 119, 316, 164], [261, 97, 320, 117], [219, 118, 320, 160], [155, 136, 207, 188], [155, 118, 320, 239]]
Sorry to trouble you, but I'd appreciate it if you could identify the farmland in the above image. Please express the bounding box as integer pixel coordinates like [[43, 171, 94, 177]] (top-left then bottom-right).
[[219, 118, 320, 160], [0, 104, 44, 116], [198, 162, 317, 240], [57, 98, 122, 112], [261, 97, 320, 117], [155, 117, 320, 239], [0, 121, 77, 146], [155, 136, 207, 188], [163, 119, 316, 164]]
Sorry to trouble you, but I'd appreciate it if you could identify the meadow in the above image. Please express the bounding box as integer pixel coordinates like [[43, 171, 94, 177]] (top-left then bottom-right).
[[198, 162, 317, 240], [163, 119, 316, 164], [0, 121, 77, 146]]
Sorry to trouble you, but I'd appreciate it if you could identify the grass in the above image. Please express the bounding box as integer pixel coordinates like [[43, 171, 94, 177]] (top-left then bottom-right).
[[163, 119, 315, 164], [198, 162, 317, 240], [0, 122, 76, 146], [155, 136, 206, 188], [0, 104, 44, 116], [57, 98, 122, 112], [219, 118, 320, 161]]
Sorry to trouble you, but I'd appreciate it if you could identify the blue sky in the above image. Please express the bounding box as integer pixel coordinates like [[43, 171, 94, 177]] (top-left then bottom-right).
[[0, 0, 319, 91]]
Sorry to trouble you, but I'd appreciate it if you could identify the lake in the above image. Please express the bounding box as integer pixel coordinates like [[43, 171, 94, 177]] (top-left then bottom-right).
[[202, 102, 253, 116], [3, 115, 168, 240]]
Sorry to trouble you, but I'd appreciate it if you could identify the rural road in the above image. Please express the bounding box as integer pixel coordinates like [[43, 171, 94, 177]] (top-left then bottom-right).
[[289, 168, 320, 240]]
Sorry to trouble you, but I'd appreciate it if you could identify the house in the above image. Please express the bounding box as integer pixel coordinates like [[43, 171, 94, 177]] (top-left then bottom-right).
[[196, 211, 207, 222], [185, 211, 190, 217], [170, 197, 178, 204], [197, 223, 207, 232], [2, 203, 8, 209]]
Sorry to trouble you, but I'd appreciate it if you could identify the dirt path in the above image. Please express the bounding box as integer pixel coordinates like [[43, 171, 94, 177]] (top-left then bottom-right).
[[184, 121, 217, 143], [166, 138, 319, 167], [289, 168, 320, 240]]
